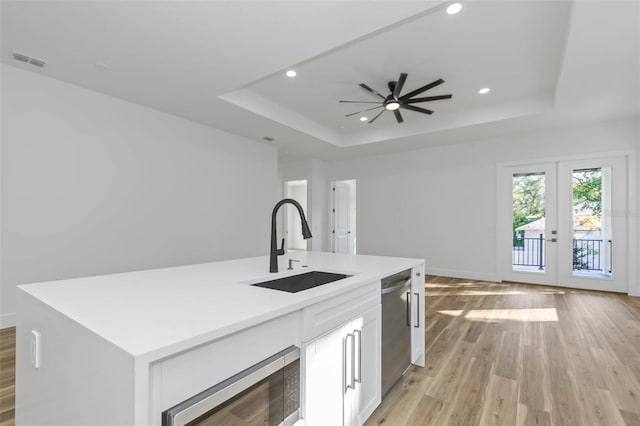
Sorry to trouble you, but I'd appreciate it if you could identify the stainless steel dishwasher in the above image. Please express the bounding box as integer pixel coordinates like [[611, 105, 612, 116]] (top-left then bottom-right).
[[381, 269, 412, 397]]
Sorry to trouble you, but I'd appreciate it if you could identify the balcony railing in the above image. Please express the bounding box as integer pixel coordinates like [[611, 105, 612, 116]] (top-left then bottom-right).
[[512, 234, 545, 270], [512, 234, 611, 272]]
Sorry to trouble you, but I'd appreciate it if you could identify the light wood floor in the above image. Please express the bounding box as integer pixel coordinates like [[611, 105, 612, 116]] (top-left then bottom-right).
[[366, 276, 640, 426], [0, 327, 15, 426], [1, 277, 639, 426]]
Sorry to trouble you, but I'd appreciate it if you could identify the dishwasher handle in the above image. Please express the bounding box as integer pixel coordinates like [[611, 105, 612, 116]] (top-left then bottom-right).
[[406, 291, 411, 326], [381, 278, 412, 295]]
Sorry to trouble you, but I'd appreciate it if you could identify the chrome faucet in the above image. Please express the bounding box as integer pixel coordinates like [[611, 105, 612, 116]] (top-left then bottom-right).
[[270, 199, 312, 273]]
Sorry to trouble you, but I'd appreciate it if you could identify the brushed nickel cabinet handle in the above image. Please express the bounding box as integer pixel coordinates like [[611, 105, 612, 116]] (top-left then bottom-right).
[[354, 329, 362, 384], [414, 292, 420, 328], [350, 332, 356, 390], [343, 334, 348, 394]]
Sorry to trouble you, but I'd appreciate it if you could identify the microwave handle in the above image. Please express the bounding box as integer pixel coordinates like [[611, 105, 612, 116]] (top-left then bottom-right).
[[163, 346, 299, 426]]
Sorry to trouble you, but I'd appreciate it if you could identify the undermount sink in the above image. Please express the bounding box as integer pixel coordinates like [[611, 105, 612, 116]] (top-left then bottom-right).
[[252, 271, 351, 293]]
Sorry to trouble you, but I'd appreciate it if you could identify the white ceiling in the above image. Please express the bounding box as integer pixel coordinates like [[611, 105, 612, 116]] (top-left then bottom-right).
[[2, 1, 639, 160]]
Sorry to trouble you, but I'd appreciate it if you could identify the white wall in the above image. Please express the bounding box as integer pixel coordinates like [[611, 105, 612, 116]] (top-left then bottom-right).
[[1, 64, 278, 326], [309, 159, 328, 252], [325, 118, 639, 294], [285, 181, 308, 250], [279, 158, 328, 251]]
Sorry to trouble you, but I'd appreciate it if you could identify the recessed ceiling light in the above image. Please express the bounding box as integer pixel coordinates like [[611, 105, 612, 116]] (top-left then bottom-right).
[[446, 3, 462, 15], [478, 87, 490, 94], [286, 70, 297, 78], [360, 117, 368, 122]]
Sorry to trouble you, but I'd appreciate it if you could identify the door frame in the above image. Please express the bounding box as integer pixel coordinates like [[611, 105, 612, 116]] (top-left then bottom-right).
[[496, 150, 637, 295]]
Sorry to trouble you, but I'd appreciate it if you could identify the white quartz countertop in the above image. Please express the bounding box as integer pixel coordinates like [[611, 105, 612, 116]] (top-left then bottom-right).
[[18, 252, 422, 362]]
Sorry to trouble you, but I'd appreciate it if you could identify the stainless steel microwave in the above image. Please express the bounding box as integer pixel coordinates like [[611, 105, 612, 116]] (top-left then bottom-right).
[[162, 346, 300, 426]]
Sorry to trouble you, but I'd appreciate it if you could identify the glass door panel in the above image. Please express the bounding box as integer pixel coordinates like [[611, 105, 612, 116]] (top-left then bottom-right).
[[502, 163, 557, 285], [571, 167, 610, 276], [511, 172, 547, 272], [557, 157, 627, 292]]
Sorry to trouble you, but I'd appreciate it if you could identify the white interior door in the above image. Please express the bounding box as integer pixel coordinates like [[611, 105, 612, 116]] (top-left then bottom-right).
[[332, 180, 356, 254], [502, 156, 628, 292]]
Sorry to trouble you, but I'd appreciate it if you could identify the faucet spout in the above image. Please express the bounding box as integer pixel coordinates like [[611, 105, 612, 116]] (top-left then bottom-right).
[[270, 199, 312, 273]]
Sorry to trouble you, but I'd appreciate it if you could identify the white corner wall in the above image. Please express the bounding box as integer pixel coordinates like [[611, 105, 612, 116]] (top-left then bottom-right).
[[326, 118, 639, 294], [279, 158, 328, 252], [1, 64, 278, 326]]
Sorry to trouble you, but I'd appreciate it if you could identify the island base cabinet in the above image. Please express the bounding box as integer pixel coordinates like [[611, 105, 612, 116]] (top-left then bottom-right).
[[411, 265, 426, 366], [303, 304, 381, 426]]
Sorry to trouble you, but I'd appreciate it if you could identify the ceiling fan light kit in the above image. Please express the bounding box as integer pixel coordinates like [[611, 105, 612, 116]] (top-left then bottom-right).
[[339, 73, 452, 124], [385, 100, 400, 110]]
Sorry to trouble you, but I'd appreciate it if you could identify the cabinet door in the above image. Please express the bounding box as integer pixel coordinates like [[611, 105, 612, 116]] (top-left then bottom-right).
[[304, 304, 382, 426], [351, 304, 382, 425], [304, 322, 350, 426], [411, 265, 426, 366]]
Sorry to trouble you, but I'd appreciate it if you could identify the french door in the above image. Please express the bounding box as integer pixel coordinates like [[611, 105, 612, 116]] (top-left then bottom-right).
[[502, 156, 628, 292]]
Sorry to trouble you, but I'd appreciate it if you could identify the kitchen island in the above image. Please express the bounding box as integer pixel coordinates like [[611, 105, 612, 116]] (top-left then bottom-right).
[[16, 252, 424, 425]]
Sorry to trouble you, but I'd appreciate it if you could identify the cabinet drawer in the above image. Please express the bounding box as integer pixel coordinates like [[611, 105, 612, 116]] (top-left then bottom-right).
[[302, 281, 379, 342]]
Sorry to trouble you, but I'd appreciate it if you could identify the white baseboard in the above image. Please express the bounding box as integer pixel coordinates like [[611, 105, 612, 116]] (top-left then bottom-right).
[[425, 268, 500, 283], [0, 313, 16, 329]]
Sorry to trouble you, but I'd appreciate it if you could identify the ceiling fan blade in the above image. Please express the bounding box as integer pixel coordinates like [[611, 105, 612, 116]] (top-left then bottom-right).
[[405, 94, 453, 103], [400, 104, 434, 115], [345, 105, 384, 117], [359, 83, 387, 100], [399, 79, 445, 100], [393, 73, 408, 99], [393, 109, 404, 123], [338, 100, 382, 104], [368, 109, 386, 123]]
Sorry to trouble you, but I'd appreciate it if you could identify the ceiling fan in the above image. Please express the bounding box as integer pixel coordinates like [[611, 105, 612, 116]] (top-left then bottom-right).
[[339, 73, 452, 124]]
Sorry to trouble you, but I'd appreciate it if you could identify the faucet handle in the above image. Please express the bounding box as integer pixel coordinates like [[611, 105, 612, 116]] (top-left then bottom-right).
[[276, 238, 285, 256], [288, 259, 301, 270]]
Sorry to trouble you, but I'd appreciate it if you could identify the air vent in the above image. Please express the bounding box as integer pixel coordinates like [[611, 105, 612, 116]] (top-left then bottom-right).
[[262, 136, 275, 142], [12, 52, 29, 63], [12, 52, 46, 68], [29, 58, 46, 67]]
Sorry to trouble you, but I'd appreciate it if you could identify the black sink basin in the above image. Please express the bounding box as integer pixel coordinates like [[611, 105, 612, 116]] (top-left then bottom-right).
[[252, 271, 350, 293]]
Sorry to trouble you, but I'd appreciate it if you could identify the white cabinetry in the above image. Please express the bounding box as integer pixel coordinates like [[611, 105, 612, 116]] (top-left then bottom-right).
[[411, 265, 425, 366], [303, 281, 381, 426], [348, 304, 381, 425]]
